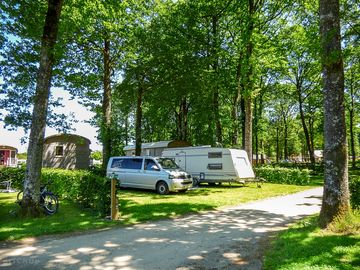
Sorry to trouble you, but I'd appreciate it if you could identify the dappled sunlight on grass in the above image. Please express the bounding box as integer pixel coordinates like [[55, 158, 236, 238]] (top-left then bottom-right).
[[263, 215, 360, 270], [0, 183, 314, 241], [0, 193, 119, 241]]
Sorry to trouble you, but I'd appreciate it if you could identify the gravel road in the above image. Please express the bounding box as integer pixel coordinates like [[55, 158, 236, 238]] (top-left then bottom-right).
[[0, 187, 323, 270]]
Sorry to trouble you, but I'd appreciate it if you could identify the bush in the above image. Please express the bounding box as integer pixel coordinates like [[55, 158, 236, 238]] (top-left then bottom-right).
[[0, 167, 111, 217], [255, 166, 311, 185], [349, 176, 360, 210], [41, 169, 111, 216], [0, 167, 25, 190]]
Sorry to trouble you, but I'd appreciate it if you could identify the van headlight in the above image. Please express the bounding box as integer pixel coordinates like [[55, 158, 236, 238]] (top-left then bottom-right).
[[169, 174, 175, 179]]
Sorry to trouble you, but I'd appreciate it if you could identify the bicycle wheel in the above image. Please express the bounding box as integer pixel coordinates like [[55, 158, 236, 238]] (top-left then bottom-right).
[[41, 192, 59, 215], [16, 191, 23, 205]]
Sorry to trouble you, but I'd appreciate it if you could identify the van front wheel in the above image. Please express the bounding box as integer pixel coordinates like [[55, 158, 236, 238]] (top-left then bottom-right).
[[156, 181, 169, 195]]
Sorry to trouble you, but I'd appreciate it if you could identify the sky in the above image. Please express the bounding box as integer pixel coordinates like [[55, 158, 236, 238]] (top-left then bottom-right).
[[0, 89, 102, 153]]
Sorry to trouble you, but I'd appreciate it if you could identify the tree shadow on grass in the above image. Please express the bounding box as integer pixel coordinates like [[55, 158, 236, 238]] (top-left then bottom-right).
[[264, 217, 360, 270]]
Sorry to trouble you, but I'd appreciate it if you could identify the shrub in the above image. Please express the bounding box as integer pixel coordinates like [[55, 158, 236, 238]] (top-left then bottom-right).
[[41, 169, 111, 216], [349, 176, 360, 210], [0, 167, 111, 217], [0, 167, 25, 190], [255, 166, 311, 185]]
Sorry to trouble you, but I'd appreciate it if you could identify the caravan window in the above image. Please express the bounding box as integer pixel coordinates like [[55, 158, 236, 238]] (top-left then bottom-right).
[[55, 146, 64, 156], [208, 152, 222, 158], [208, 163, 223, 170]]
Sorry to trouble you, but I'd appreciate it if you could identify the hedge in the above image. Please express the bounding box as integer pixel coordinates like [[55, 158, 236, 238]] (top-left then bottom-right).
[[255, 166, 311, 185], [0, 167, 111, 216]]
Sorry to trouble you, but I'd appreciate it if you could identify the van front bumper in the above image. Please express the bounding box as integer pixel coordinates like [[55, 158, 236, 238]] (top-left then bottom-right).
[[170, 178, 193, 191]]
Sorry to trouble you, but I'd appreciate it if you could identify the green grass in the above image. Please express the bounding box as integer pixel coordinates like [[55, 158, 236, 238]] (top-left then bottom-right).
[[263, 214, 360, 270], [0, 183, 313, 241]]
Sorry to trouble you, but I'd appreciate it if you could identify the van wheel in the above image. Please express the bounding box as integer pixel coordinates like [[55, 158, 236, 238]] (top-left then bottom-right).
[[156, 181, 169, 195]]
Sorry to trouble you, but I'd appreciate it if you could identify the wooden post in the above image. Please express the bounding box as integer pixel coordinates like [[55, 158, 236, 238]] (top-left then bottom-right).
[[111, 177, 119, 220]]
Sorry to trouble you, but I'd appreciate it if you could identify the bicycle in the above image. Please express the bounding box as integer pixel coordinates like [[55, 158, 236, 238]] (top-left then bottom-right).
[[16, 181, 59, 215]]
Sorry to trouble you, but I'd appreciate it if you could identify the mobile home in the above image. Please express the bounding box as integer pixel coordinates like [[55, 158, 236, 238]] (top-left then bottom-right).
[[0, 145, 18, 167], [162, 146, 255, 185]]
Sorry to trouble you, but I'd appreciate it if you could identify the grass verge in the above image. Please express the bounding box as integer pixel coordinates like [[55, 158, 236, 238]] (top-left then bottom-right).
[[0, 183, 313, 241], [263, 213, 360, 270]]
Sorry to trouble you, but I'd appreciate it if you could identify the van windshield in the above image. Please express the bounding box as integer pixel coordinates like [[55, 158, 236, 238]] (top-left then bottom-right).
[[156, 158, 180, 170]]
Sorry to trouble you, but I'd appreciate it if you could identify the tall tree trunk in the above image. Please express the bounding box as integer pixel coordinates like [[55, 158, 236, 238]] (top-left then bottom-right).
[[125, 114, 129, 146], [244, 97, 253, 161], [349, 73, 356, 169], [240, 97, 246, 149], [284, 123, 288, 160], [254, 99, 259, 164], [232, 58, 242, 146], [319, 0, 350, 228], [176, 97, 188, 141], [102, 38, 112, 168], [297, 88, 315, 166], [135, 76, 144, 156], [276, 126, 279, 163], [22, 0, 63, 217], [212, 15, 222, 145], [349, 109, 356, 169], [309, 117, 315, 160], [254, 91, 264, 165], [243, 0, 255, 162]]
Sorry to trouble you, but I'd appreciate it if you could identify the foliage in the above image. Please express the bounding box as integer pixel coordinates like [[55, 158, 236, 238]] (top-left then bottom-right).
[[17, 152, 27, 159], [349, 175, 360, 210], [90, 150, 102, 161], [1, 0, 357, 164], [0, 167, 110, 216], [41, 169, 111, 217], [327, 210, 360, 234], [255, 166, 311, 185], [263, 215, 360, 270], [0, 167, 25, 190], [0, 0, 76, 133]]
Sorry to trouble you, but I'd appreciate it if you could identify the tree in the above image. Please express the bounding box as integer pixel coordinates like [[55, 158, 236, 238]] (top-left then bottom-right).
[[60, 0, 139, 168], [0, 1, 74, 133], [22, 0, 63, 217], [319, 0, 350, 228]]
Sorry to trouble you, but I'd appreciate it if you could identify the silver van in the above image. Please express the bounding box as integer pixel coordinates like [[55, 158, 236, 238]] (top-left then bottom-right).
[[106, 156, 193, 195]]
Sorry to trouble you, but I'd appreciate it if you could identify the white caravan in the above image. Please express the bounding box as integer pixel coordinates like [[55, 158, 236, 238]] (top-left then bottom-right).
[[162, 146, 255, 185]]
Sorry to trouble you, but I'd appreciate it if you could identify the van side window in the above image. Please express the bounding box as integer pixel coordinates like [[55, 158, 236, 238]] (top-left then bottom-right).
[[111, 158, 124, 168], [124, 158, 143, 169], [208, 163, 223, 170], [145, 159, 159, 171], [208, 152, 222, 158], [111, 158, 142, 169]]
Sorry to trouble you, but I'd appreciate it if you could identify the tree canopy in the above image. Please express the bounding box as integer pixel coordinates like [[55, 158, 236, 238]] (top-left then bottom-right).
[[0, 0, 357, 222]]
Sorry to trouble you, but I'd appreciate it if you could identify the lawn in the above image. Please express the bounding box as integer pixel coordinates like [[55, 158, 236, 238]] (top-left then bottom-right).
[[263, 214, 360, 270], [0, 183, 312, 241]]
